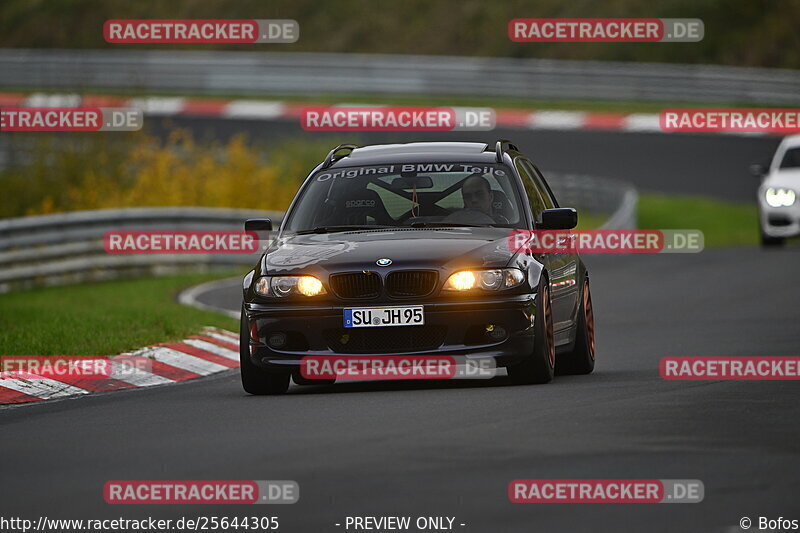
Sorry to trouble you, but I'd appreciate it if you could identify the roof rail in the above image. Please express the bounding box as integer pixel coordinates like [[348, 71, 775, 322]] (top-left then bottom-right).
[[322, 144, 358, 169], [495, 139, 519, 162]]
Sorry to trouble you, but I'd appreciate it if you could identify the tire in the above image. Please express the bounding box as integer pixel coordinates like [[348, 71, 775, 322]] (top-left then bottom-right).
[[239, 307, 290, 395], [507, 276, 555, 385], [760, 231, 785, 247], [556, 279, 596, 375]]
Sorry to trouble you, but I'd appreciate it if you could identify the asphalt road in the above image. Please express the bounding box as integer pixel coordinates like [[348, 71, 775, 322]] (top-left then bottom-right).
[[2, 125, 797, 532], [2, 247, 800, 532]]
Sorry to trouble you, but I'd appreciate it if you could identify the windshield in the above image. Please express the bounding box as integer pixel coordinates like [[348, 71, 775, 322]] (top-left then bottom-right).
[[779, 147, 800, 169], [284, 163, 526, 232]]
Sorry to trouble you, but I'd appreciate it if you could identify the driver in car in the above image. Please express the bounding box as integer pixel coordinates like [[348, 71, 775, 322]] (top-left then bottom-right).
[[459, 174, 509, 224], [461, 174, 493, 215]]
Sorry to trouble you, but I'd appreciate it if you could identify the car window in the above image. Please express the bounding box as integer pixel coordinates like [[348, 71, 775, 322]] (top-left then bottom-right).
[[779, 147, 800, 169], [524, 160, 557, 209], [515, 158, 547, 221], [284, 163, 526, 231]]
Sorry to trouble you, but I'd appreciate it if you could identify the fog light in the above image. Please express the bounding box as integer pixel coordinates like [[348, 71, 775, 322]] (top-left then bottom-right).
[[268, 332, 287, 348], [486, 325, 507, 341]]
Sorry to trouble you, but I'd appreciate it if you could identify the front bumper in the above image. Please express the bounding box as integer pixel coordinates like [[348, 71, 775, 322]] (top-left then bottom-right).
[[244, 295, 537, 371], [759, 198, 800, 238]]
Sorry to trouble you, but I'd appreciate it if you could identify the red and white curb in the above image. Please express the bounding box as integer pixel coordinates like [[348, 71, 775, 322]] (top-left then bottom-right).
[[0, 327, 239, 406], [0, 91, 767, 136]]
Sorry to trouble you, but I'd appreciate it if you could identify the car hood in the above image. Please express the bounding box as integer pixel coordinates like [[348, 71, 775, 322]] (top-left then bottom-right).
[[763, 168, 800, 188], [262, 227, 516, 275]]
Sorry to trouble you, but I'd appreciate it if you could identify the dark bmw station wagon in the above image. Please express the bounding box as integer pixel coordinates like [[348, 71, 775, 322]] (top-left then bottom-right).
[[239, 141, 596, 394]]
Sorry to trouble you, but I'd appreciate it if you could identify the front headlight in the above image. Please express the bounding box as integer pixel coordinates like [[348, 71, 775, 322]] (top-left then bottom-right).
[[765, 187, 796, 207], [443, 268, 525, 292], [255, 276, 327, 297]]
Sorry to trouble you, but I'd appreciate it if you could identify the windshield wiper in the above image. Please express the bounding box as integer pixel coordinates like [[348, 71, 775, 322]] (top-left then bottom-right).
[[409, 222, 490, 228], [294, 225, 395, 235]]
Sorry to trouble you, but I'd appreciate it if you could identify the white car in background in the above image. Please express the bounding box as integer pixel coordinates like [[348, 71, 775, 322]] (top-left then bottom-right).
[[754, 134, 800, 246]]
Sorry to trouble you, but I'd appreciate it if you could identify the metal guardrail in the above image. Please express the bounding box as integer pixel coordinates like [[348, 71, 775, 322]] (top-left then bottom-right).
[[0, 49, 798, 105], [0, 175, 635, 292], [0, 207, 283, 292]]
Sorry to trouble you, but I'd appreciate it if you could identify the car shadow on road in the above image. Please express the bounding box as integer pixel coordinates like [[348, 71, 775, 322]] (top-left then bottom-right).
[[279, 371, 618, 395], [287, 376, 513, 395], [225, 367, 645, 398]]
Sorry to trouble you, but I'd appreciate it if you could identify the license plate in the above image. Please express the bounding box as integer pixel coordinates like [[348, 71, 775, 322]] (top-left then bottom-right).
[[343, 306, 424, 328]]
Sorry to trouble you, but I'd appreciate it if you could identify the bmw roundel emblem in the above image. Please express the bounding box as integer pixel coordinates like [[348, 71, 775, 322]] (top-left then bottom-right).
[[376, 258, 392, 266]]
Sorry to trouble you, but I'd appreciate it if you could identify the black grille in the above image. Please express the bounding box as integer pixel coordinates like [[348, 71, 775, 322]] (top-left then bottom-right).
[[386, 270, 438, 298], [768, 214, 792, 227], [330, 272, 381, 299], [324, 326, 447, 354]]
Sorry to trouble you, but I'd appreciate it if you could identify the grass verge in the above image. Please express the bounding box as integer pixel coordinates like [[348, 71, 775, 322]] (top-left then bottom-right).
[[638, 193, 759, 247], [576, 212, 607, 230], [0, 271, 239, 356]]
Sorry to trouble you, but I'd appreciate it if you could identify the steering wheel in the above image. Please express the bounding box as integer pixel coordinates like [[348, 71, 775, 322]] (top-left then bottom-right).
[[442, 208, 497, 225]]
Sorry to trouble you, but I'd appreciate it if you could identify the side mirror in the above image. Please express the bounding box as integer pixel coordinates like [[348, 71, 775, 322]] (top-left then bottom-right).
[[245, 218, 272, 232], [750, 163, 767, 178], [540, 208, 577, 230]]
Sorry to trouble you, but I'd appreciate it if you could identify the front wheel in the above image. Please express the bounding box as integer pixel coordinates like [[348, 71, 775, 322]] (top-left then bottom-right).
[[507, 277, 555, 385], [760, 231, 785, 247], [239, 307, 290, 395], [556, 279, 596, 375]]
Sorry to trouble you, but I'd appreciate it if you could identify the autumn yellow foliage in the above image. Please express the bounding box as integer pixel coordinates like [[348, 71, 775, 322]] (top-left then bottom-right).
[[1, 129, 330, 218]]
